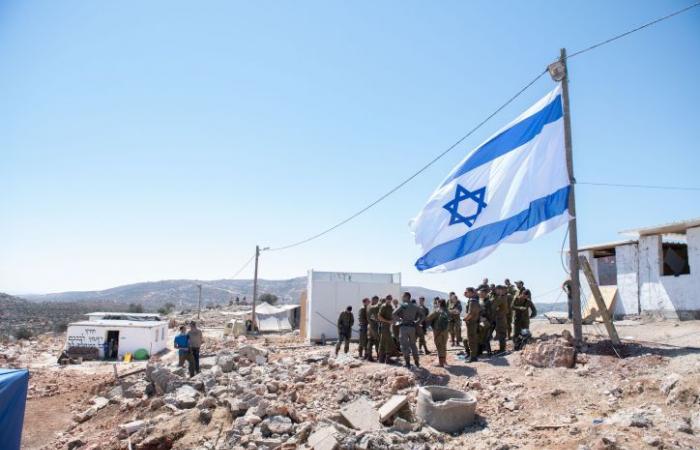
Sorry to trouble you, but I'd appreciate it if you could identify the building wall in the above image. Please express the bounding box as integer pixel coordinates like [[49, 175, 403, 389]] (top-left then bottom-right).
[[615, 244, 640, 316], [637, 229, 700, 319], [65, 324, 169, 358]]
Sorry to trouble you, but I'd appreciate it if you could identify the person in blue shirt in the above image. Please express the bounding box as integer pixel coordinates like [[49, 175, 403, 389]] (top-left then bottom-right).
[[174, 326, 194, 377]]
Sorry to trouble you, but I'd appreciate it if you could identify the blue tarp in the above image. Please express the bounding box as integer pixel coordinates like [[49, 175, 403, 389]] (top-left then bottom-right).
[[0, 368, 29, 450]]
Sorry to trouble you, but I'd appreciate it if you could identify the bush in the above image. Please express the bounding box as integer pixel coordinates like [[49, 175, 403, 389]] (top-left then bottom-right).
[[53, 322, 69, 333], [258, 293, 278, 305], [128, 303, 144, 313], [13, 327, 33, 340]]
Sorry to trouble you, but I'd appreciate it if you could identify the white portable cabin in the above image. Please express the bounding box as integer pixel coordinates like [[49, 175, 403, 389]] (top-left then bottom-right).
[[303, 270, 401, 342], [65, 318, 168, 359]]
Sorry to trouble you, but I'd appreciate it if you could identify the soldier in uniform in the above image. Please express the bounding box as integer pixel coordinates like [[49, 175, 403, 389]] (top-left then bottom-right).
[[479, 287, 495, 356], [377, 297, 396, 364], [393, 292, 423, 368], [463, 287, 481, 362], [504, 279, 516, 338], [512, 288, 537, 342], [358, 298, 370, 359], [366, 296, 380, 361], [491, 285, 510, 353], [447, 292, 462, 346], [425, 299, 450, 367], [390, 296, 400, 351], [416, 296, 431, 355], [335, 306, 354, 356], [477, 278, 490, 292]]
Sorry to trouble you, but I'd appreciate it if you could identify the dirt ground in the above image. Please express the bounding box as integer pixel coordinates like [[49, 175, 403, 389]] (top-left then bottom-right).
[[13, 317, 700, 450]]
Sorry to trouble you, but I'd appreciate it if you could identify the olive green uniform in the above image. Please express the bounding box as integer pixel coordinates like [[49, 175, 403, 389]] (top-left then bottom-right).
[[425, 308, 450, 366], [378, 303, 396, 362], [448, 299, 463, 346], [505, 286, 515, 338], [367, 304, 380, 359], [463, 298, 481, 360], [417, 304, 430, 354], [358, 305, 369, 358], [480, 297, 495, 355], [512, 295, 537, 340], [492, 293, 509, 351], [393, 302, 423, 366], [335, 310, 354, 355]]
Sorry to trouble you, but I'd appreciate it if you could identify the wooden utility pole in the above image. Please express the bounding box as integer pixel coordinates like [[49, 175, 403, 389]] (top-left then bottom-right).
[[559, 48, 583, 346], [579, 256, 621, 345], [197, 283, 202, 319], [252, 245, 260, 332]]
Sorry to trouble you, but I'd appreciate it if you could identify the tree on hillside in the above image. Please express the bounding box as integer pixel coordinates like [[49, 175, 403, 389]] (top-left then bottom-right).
[[258, 293, 278, 305], [128, 303, 144, 313]]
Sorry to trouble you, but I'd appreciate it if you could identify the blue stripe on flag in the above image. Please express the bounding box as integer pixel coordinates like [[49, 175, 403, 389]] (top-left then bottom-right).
[[441, 95, 563, 187], [415, 185, 570, 271]]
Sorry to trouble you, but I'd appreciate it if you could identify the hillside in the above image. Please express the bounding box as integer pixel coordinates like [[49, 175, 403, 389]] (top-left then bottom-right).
[[24, 278, 449, 309]]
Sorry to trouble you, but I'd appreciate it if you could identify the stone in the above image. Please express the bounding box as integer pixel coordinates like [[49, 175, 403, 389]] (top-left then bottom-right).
[[147, 365, 184, 395], [340, 397, 381, 431], [150, 398, 165, 411], [642, 435, 661, 447], [390, 375, 414, 393], [223, 397, 250, 418], [691, 409, 700, 432], [73, 406, 98, 423], [378, 395, 408, 422], [199, 408, 213, 424], [307, 425, 339, 450], [123, 379, 150, 399], [90, 396, 109, 410], [118, 420, 147, 438], [521, 340, 576, 368], [391, 417, 415, 433], [170, 385, 199, 409], [216, 353, 237, 372], [67, 438, 85, 450], [239, 345, 268, 363], [660, 373, 680, 395], [261, 415, 293, 436]]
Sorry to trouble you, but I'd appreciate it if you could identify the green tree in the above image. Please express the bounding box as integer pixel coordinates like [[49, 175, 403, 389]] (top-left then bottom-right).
[[128, 303, 144, 313], [258, 293, 278, 305], [13, 327, 33, 340]]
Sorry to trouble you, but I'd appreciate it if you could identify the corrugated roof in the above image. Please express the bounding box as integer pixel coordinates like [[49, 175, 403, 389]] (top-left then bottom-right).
[[577, 239, 638, 252], [620, 217, 700, 237], [69, 320, 164, 328]]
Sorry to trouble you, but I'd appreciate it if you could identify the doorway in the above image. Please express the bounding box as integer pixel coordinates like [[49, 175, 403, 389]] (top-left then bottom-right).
[[106, 330, 120, 360]]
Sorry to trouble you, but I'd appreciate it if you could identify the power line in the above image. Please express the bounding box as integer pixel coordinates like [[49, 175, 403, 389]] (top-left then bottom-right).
[[566, 1, 700, 60], [231, 254, 255, 279], [266, 1, 700, 252], [577, 181, 700, 192]]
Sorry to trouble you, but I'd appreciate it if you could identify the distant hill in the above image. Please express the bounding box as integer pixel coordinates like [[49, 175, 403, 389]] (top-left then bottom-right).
[[23, 278, 449, 310]]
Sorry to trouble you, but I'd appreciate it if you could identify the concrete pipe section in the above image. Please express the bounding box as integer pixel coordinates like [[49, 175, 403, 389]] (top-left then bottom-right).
[[415, 385, 476, 433]]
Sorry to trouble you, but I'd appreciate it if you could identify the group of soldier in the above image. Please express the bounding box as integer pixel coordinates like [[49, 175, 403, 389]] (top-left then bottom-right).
[[335, 278, 537, 369]]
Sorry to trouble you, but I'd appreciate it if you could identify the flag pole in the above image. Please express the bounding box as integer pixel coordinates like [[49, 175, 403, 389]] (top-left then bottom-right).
[[558, 48, 583, 346]]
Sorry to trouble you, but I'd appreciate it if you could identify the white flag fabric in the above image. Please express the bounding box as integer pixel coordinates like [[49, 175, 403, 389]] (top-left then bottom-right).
[[410, 84, 570, 272]]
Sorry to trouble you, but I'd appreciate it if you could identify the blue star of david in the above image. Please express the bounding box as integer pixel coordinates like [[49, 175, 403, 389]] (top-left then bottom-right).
[[443, 184, 487, 228]]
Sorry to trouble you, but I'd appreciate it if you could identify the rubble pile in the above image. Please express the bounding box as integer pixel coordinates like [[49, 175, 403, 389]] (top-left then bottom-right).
[[519, 331, 577, 369]]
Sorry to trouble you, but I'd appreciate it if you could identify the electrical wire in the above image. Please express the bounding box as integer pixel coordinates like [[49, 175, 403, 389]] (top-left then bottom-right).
[[266, 69, 549, 251], [565, 1, 700, 60], [231, 254, 255, 279], [577, 181, 700, 192]]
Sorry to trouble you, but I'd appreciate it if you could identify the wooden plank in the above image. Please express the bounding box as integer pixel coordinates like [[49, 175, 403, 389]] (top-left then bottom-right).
[[582, 286, 617, 323], [578, 255, 621, 345]]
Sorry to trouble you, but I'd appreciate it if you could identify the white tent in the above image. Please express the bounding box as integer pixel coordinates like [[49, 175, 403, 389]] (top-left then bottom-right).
[[225, 302, 300, 332]]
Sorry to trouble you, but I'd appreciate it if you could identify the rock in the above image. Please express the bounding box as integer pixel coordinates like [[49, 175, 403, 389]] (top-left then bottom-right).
[[261, 415, 293, 436], [118, 420, 147, 438], [167, 385, 199, 409], [307, 425, 339, 450], [150, 398, 165, 411], [90, 396, 109, 410], [223, 397, 250, 418], [390, 375, 414, 392], [147, 365, 184, 395], [210, 365, 223, 377], [197, 396, 217, 409], [216, 353, 237, 373], [340, 397, 381, 431], [612, 410, 652, 428], [691, 409, 700, 432], [521, 340, 576, 368], [67, 438, 85, 450], [73, 406, 98, 423], [674, 419, 692, 434], [642, 435, 661, 447], [199, 408, 213, 424], [123, 379, 150, 399], [665, 375, 700, 406], [660, 373, 681, 395], [591, 436, 617, 450], [239, 345, 268, 363], [391, 417, 414, 433]]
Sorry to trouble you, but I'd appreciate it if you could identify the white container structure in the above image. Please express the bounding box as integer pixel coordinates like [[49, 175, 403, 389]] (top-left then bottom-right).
[[65, 318, 168, 359], [304, 270, 401, 342]]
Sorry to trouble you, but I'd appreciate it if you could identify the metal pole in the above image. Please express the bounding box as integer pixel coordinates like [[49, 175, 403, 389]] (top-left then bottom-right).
[[252, 245, 260, 332], [560, 48, 583, 346], [197, 284, 202, 320]]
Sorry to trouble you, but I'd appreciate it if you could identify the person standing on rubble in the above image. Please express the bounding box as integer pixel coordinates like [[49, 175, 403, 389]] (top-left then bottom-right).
[[357, 298, 370, 359], [416, 296, 431, 355], [335, 306, 354, 356], [393, 292, 423, 368], [512, 289, 537, 342], [377, 297, 396, 364], [390, 296, 401, 351], [174, 325, 195, 377], [562, 278, 573, 320], [504, 279, 516, 339], [479, 287, 495, 356], [187, 321, 203, 375], [425, 299, 450, 367], [492, 285, 510, 353], [447, 292, 462, 346], [463, 287, 481, 362], [367, 296, 380, 361]]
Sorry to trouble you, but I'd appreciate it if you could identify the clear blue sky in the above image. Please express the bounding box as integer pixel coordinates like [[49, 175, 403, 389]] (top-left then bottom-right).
[[1, 1, 699, 302]]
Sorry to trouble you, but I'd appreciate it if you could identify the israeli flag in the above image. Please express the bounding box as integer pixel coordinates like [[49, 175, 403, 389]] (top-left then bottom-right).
[[411, 84, 570, 272]]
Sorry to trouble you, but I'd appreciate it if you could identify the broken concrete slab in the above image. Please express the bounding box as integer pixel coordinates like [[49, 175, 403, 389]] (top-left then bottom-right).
[[416, 385, 476, 433], [307, 425, 339, 450], [378, 394, 408, 422], [340, 397, 381, 431]]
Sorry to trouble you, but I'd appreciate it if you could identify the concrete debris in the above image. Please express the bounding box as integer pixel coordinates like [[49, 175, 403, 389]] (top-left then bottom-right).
[[307, 425, 339, 450], [238, 344, 269, 363], [117, 420, 146, 438], [520, 335, 576, 368], [378, 394, 408, 422], [416, 385, 476, 433], [340, 397, 381, 431]]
